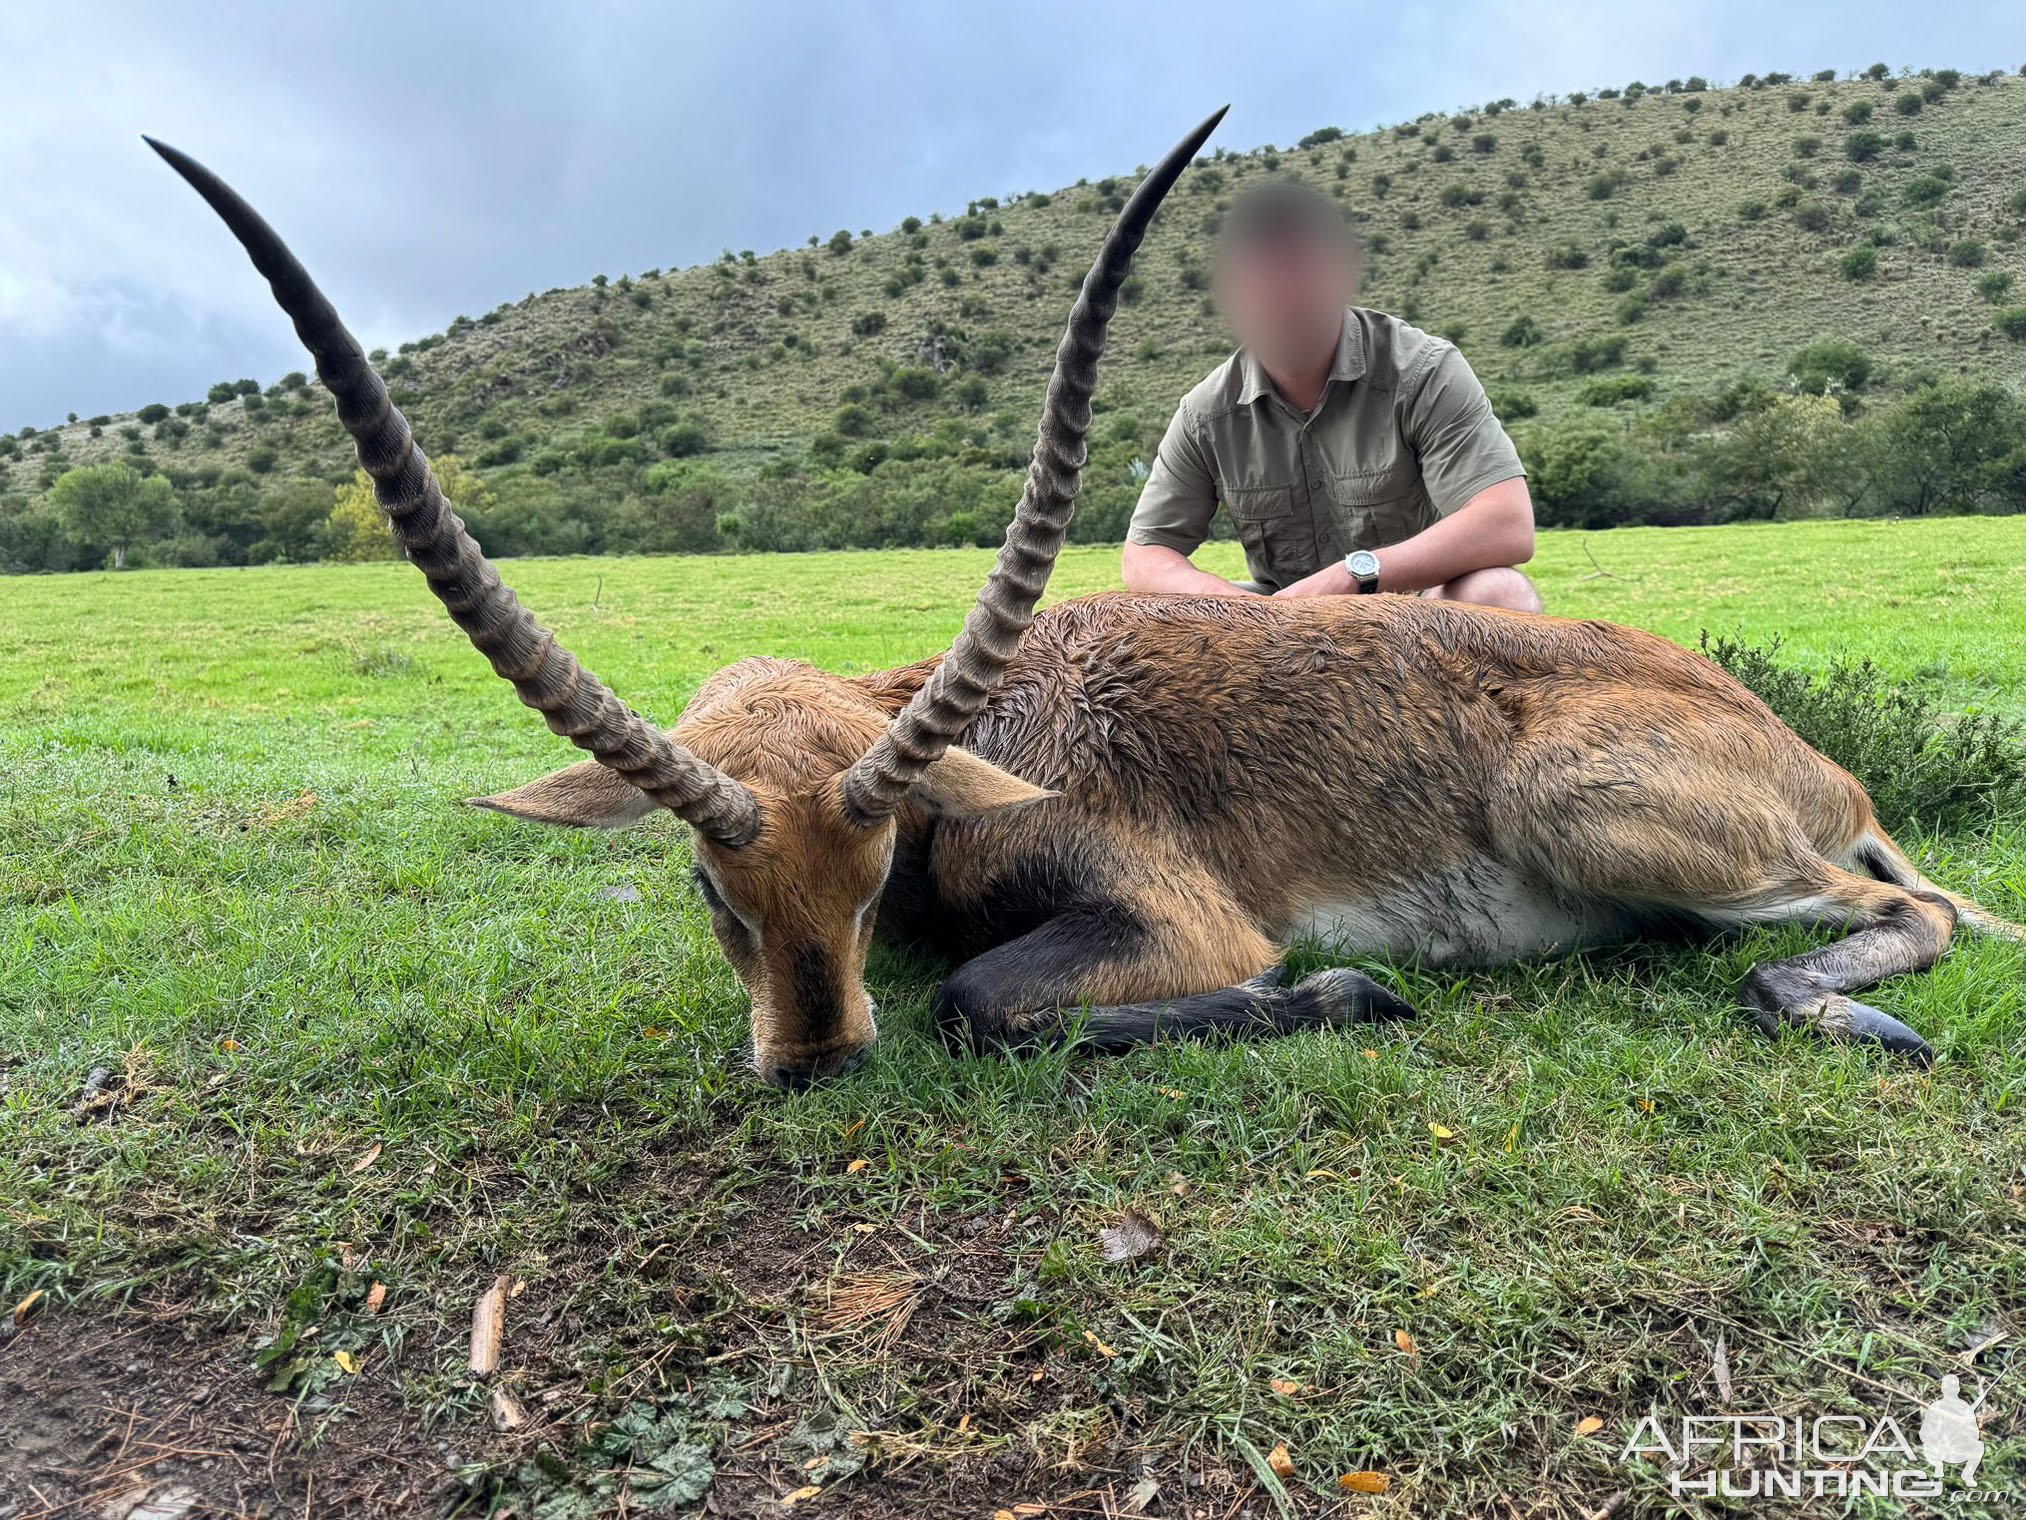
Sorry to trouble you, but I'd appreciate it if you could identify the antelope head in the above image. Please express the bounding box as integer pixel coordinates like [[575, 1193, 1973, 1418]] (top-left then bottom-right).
[[149, 107, 1224, 1087]]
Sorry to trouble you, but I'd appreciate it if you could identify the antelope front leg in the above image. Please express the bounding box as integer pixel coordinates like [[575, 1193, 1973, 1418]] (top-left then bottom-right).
[[931, 896, 1416, 1054]]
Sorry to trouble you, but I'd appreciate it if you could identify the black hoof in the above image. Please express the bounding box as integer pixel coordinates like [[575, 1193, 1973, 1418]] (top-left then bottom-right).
[[1290, 967, 1418, 1026], [1837, 999, 1936, 1066]]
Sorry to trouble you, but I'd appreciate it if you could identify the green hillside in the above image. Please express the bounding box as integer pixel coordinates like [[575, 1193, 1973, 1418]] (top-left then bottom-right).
[[5, 65, 2025, 569]]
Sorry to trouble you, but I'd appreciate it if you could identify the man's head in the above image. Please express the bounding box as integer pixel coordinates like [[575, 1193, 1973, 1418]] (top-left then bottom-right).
[[1214, 181, 1361, 375]]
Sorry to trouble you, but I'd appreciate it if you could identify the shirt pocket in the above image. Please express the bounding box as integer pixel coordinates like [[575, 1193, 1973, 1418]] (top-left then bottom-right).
[[1323, 467, 1428, 556], [1223, 484, 1308, 587]]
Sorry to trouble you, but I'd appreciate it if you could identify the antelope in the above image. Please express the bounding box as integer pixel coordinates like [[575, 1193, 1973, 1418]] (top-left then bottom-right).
[[150, 112, 2021, 1090]]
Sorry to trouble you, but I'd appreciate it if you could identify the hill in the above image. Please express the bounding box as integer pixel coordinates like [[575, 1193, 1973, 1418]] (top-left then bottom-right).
[[4, 65, 2025, 570]]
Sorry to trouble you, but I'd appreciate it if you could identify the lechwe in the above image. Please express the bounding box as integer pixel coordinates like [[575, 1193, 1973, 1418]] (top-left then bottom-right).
[[150, 111, 2020, 1088]]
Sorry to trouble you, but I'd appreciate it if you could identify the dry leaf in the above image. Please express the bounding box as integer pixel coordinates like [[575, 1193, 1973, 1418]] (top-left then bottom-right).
[[1098, 1208, 1163, 1264], [1393, 1328, 1418, 1357], [333, 1349, 360, 1374], [1014, 1506, 1051, 1516], [364, 1282, 387, 1315], [780, 1485, 822, 1508], [845, 1158, 870, 1174], [218, 1037, 241, 1052], [1338, 1471, 1392, 1493], [1155, 1085, 1187, 1100], [1268, 1441, 1295, 1479], [1362, 1048, 1379, 1059], [1428, 1122, 1456, 1140], [491, 1387, 528, 1431], [1082, 1329, 1119, 1359], [349, 1142, 382, 1175], [1575, 1415, 1604, 1437], [641, 1026, 665, 1040], [469, 1274, 508, 1376], [11, 1290, 45, 1327], [1305, 1168, 1338, 1180], [1637, 1097, 1656, 1114], [1269, 1377, 1302, 1396], [1504, 1124, 1519, 1155]]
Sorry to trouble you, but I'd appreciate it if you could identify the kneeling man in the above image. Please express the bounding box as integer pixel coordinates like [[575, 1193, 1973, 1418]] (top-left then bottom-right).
[[1123, 181, 1540, 610]]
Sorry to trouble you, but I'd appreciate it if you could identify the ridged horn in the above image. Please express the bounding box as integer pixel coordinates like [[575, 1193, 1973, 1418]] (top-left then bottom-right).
[[145, 136, 761, 848], [838, 107, 1227, 825]]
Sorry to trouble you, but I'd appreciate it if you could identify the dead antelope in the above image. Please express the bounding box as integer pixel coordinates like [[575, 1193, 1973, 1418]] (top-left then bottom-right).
[[151, 113, 2021, 1089]]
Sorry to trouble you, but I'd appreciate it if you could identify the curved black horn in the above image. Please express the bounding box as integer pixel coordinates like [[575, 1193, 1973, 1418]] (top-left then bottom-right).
[[839, 107, 1228, 824], [145, 137, 761, 846]]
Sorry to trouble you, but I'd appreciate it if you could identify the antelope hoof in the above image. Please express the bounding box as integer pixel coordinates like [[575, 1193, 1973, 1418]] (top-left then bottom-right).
[[1827, 998, 1935, 1065], [1289, 967, 1418, 1027]]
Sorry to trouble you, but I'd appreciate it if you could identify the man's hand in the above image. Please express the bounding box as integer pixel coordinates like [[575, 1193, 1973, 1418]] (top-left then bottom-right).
[[1121, 541, 1258, 598], [1272, 561, 1356, 599]]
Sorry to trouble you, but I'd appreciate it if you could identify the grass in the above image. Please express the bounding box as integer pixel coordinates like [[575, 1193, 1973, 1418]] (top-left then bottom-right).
[[2, 517, 2024, 1516], [8, 71, 2024, 493]]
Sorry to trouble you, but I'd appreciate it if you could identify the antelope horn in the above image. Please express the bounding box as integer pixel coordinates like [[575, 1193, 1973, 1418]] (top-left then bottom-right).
[[839, 107, 1228, 825], [145, 137, 761, 848]]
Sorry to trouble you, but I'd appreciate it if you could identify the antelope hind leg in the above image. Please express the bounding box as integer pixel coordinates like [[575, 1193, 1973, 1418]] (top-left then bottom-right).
[[932, 898, 1415, 1055], [1731, 869, 1956, 1064]]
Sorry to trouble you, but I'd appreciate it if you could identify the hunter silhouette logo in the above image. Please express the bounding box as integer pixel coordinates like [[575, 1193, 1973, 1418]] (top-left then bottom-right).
[[1919, 1374, 1987, 1486]]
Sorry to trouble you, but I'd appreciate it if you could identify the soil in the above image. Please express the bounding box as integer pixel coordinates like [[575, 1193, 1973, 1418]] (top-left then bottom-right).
[[0, 1154, 1310, 1519]]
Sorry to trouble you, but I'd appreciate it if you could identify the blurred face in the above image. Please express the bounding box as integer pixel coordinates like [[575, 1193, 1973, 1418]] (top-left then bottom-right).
[[1215, 228, 1357, 374]]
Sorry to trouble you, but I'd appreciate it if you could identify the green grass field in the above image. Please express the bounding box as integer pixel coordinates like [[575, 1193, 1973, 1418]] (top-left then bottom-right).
[[2, 518, 2023, 1517]]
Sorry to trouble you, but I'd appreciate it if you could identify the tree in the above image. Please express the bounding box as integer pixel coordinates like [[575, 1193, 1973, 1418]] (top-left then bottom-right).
[[326, 454, 494, 563], [46, 463, 176, 569], [1707, 395, 1855, 519], [1862, 382, 2026, 516]]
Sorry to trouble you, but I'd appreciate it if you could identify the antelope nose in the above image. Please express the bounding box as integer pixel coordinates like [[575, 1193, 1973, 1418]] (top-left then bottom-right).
[[763, 1044, 871, 1091]]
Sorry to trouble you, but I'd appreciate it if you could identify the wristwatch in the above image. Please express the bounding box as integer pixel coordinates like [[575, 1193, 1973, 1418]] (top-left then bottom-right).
[[1343, 549, 1382, 595]]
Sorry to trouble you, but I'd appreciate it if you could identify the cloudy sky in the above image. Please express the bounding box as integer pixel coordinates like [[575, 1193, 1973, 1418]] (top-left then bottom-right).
[[1, 1, 2014, 430]]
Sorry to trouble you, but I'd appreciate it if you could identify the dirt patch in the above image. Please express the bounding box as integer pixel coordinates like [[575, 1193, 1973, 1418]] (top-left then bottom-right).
[[0, 1302, 463, 1518], [0, 1150, 1309, 1518]]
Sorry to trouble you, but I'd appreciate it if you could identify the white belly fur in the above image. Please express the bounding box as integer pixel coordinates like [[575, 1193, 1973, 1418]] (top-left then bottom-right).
[[1285, 861, 1632, 969]]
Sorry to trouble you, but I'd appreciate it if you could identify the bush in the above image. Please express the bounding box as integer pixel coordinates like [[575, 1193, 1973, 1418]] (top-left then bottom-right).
[[1975, 270, 2014, 303], [136, 403, 170, 424], [1700, 634, 2026, 833], [1788, 339, 1871, 392], [1794, 135, 1822, 157], [1500, 315, 1543, 347], [850, 311, 887, 337], [1579, 375, 1654, 405], [1894, 92, 1922, 115], [1997, 308, 2026, 340], [1844, 131, 1885, 162], [1793, 201, 1831, 232], [660, 419, 711, 457], [1947, 240, 1987, 268], [1545, 243, 1590, 270], [1839, 244, 1878, 280], [827, 229, 853, 255]]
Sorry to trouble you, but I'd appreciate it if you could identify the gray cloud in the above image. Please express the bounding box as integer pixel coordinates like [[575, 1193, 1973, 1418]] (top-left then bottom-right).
[[0, 0, 2012, 430]]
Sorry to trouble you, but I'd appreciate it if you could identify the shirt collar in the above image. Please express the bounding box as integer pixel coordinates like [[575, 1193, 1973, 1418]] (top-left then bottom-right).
[[1237, 307, 1368, 405]]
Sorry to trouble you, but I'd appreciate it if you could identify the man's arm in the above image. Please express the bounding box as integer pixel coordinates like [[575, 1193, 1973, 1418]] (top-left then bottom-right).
[[1273, 477, 1534, 597], [1121, 402, 1255, 597], [1122, 540, 1256, 596]]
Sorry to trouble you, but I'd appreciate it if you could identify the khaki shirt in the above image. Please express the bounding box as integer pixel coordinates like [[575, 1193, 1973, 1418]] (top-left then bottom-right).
[[1127, 307, 1525, 591]]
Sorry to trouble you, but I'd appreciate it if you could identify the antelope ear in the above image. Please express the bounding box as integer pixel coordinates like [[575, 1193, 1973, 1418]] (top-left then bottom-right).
[[469, 760, 659, 829], [911, 747, 1057, 819]]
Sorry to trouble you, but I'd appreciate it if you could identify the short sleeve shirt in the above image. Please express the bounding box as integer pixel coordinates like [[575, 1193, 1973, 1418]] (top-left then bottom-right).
[[1127, 307, 1526, 591]]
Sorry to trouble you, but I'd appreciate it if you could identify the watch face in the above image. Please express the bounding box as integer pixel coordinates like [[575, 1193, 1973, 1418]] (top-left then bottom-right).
[[1346, 550, 1380, 578]]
